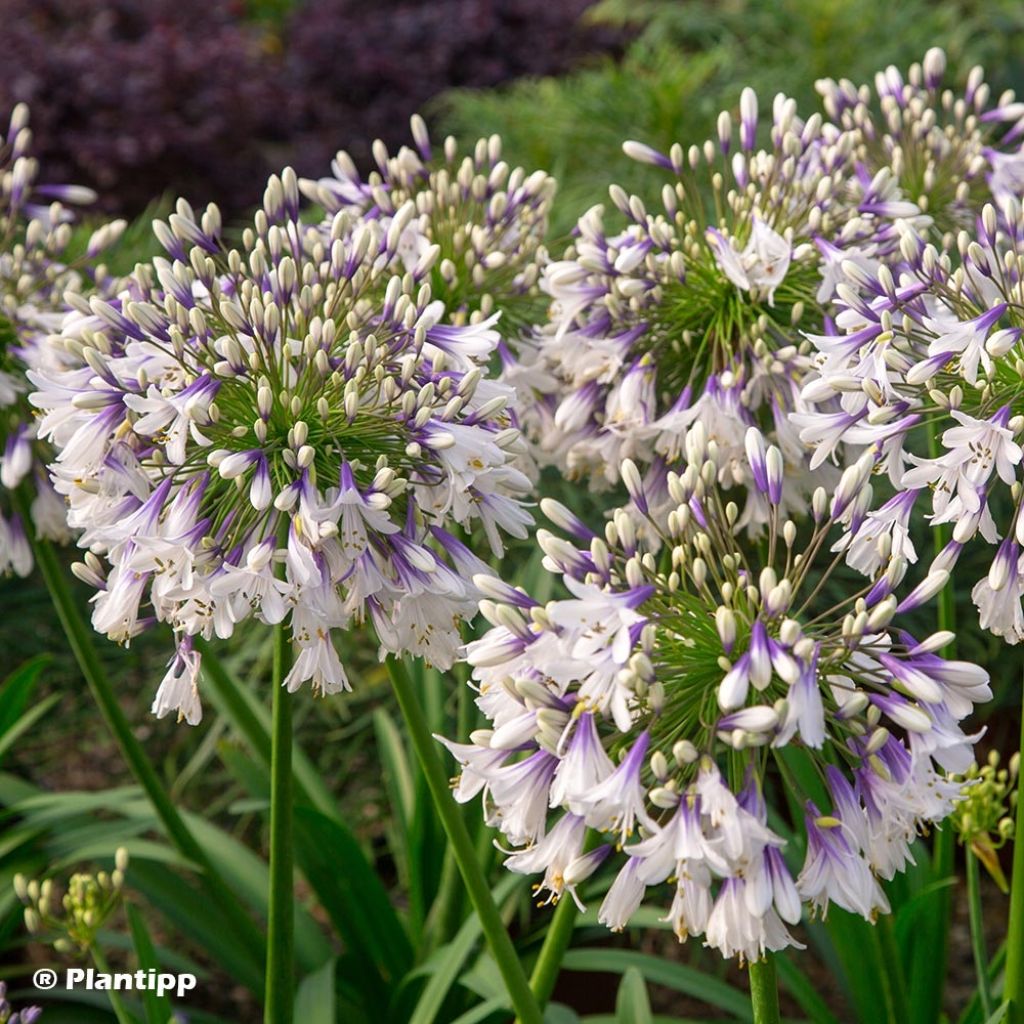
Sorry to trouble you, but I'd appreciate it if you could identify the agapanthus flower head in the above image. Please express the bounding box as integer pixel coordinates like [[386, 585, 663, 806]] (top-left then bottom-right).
[[517, 89, 916, 520], [441, 425, 989, 962], [298, 115, 556, 338], [0, 103, 124, 575], [817, 48, 1024, 244], [31, 169, 533, 723], [798, 198, 1024, 639]]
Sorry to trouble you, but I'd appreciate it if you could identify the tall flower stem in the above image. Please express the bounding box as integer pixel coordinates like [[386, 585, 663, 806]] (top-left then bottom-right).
[[748, 955, 781, 1024], [966, 848, 994, 1019], [91, 944, 133, 1024], [265, 523, 295, 1024], [264, 627, 295, 1022], [912, 425, 954, 1022], [17, 496, 264, 971], [529, 893, 578, 1009], [385, 657, 543, 1024], [1005, 698, 1024, 1024]]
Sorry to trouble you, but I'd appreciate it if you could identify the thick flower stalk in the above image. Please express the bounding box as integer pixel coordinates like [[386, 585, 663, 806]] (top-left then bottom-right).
[[441, 425, 990, 963], [298, 115, 555, 339], [797, 197, 1024, 641], [514, 88, 924, 521], [817, 48, 1024, 245], [0, 103, 123, 574], [30, 170, 533, 723]]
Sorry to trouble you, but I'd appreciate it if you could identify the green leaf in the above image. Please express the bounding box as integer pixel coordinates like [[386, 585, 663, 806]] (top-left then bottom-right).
[[775, 952, 840, 1024], [449, 995, 511, 1024], [615, 967, 653, 1024], [373, 709, 415, 825], [405, 874, 521, 1024], [293, 804, 413, 984], [582, 1017, 718, 1024], [544, 1006, 583, 1024], [294, 957, 337, 1024], [0, 656, 49, 739], [561, 949, 753, 1021], [0, 691, 60, 764], [196, 639, 339, 818], [128, 858, 264, 995], [373, 709, 416, 894], [126, 902, 175, 1024], [983, 1007, 1009, 1024], [217, 740, 404, 986]]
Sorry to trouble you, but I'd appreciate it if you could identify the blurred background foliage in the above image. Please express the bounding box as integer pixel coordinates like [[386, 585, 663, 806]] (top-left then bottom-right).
[[2, 0, 1024, 1020]]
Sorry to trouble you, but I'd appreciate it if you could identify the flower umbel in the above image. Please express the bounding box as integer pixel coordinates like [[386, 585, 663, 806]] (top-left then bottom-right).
[[516, 87, 921, 531], [31, 170, 533, 721], [299, 115, 555, 338], [441, 426, 990, 961], [0, 103, 123, 575]]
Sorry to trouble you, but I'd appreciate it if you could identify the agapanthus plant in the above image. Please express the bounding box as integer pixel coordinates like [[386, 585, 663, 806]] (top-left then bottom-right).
[[512, 88, 924, 523], [30, 170, 533, 724], [0, 103, 123, 576], [797, 198, 1024, 641], [441, 425, 989, 962], [817, 47, 1024, 245], [298, 115, 555, 339]]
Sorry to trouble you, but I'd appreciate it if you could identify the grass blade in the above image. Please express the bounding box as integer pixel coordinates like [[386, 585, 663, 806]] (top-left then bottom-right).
[[293, 957, 337, 1024], [775, 952, 839, 1024], [616, 966, 653, 1024], [126, 903, 174, 1024], [406, 874, 521, 1024], [560, 949, 753, 1020]]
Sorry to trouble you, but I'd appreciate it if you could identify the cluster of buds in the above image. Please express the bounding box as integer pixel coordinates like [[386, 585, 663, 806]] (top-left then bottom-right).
[[817, 47, 1024, 245], [0, 104, 124, 576], [29, 170, 533, 723], [14, 847, 129, 957], [299, 116, 555, 339], [441, 426, 990, 962], [952, 751, 1018, 889], [798, 195, 1024, 640], [514, 82, 927, 524]]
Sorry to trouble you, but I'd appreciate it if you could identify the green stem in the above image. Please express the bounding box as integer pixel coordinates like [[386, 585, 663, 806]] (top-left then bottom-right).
[[748, 954, 781, 1024], [1005, 701, 1024, 1024], [909, 423, 954, 1022], [529, 894, 579, 1009], [264, 613, 295, 1023], [385, 657, 543, 1024], [426, 667, 477, 947], [17, 497, 264, 973], [91, 944, 134, 1024], [966, 848, 994, 1019]]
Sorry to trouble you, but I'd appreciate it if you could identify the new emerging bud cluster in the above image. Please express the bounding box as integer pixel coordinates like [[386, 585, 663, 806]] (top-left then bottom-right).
[[14, 847, 129, 957]]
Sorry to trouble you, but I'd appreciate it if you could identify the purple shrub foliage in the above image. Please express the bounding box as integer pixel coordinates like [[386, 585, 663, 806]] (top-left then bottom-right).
[[0, 0, 279, 216], [281, 0, 623, 177], [0, 0, 619, 217]]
